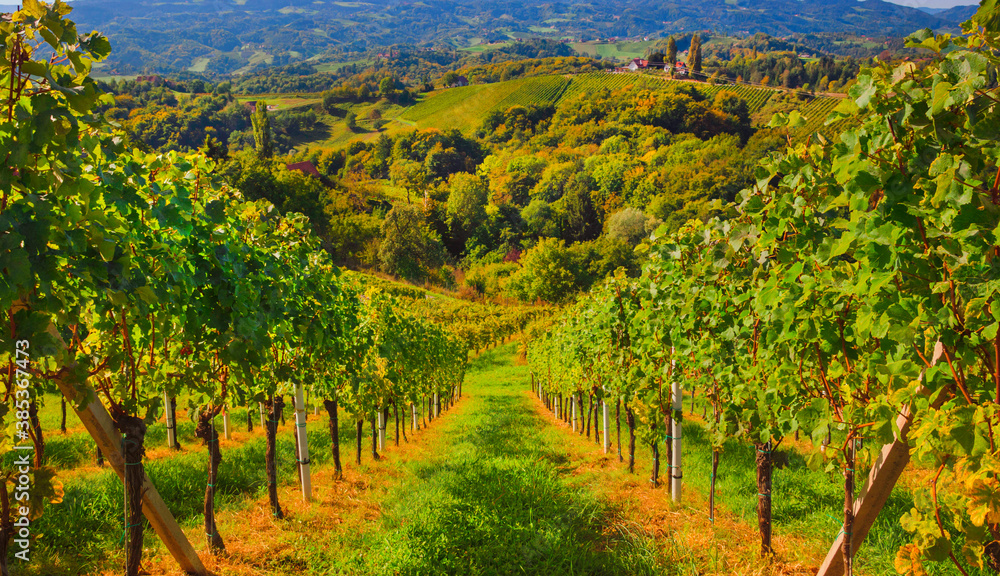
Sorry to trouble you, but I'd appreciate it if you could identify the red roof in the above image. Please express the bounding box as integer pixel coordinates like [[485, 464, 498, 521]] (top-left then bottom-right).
[[286, 161, 321, 178]]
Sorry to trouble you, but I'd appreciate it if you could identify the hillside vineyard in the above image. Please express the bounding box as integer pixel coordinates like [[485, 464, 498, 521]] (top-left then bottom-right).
[[4, 1, 1000, 576]]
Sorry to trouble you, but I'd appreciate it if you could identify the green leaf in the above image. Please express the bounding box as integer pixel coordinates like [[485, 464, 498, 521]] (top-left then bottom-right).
[[973, 0, 1000, 35], [136, 286, 157, 305], [98, 238, 116, 262]]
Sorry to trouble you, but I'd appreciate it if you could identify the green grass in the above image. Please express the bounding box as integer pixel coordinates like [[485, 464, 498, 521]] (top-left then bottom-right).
[[234, 95, 323, 110], [17, 344, 976, 575], [591, 391, 983, 575], [571, 40, 656, 61], [23, 402, 346, 575], [314, 58, 369, 72], [187, 57, 210, 73], [459, 41, 513, 53], [395, 76, 571, 134], [395, 83, 523, 131], [337, 343, 670, 574]]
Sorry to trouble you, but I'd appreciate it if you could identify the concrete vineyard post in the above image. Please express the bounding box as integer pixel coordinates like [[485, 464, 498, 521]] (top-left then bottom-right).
[[259, 402, 266, 429], [293, 383, 312, 502], [377, 408, 386, 450], [163, 390, 177, 450], [222, 407, 231, 440], [411, 403, 417, 431], [671, 357, 682, 503], [572, 397, 577, 432], [602, 398, 610, 454]]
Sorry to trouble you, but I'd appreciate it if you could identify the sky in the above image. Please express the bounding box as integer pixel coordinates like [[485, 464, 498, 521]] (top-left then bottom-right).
[[1, 0, 982, 11], [883, 0, 977, 8]]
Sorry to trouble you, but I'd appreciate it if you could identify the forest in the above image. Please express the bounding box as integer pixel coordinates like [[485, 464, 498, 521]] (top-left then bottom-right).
[[206, 79, 782, 303]]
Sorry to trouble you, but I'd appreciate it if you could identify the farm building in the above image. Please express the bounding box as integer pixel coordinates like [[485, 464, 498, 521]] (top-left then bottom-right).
[[286, 161, 322, 179], [626, 58, 649, 71], [247, 103, 279, 113], [666, 61, 689, 77], [449, 75, 470, 87]]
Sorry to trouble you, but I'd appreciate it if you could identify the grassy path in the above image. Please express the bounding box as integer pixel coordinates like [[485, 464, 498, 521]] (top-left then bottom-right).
[[339, 343, 666, 575]]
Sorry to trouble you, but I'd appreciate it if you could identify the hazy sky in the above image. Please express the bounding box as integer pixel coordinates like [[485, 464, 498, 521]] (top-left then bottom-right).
[[883, 0, 978, 8], [3, 0, 984, 11]]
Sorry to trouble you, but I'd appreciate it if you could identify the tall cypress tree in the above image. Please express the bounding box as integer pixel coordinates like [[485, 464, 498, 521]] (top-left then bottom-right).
[[666, 36, 677, 65], [690, 34, 703, 74], [251, 100, 273, 159]]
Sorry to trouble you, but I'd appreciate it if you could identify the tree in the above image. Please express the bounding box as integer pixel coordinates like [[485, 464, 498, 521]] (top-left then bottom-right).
[[556, 177, 601, 242], [251, 100, 272, 159], [690, 34, 703, 74], [666, 36, 677, 65], [606, 207, 651, 245], [378, 203, 444, 280], [504, 238, 577, 303], [345, 111, 357, 131], [201, 135, 228, 166], [442, 71, 459, 87], [389, 159, 427, 204], [521, 199, 557, 238], [446, 173, 488, 252], [379, 76, 395, 98]]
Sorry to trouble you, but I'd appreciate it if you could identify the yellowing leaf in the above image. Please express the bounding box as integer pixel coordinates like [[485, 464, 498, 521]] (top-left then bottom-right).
[[967, 478, 1000, 526], [895, 544, 929, 576]]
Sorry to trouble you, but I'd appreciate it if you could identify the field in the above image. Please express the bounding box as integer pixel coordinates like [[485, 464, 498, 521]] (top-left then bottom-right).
[[187, 57, 210, 73], [571, 40, 657, 61], [313, 58, 370, 72], [20, 343, 971, 575], [394, 79, 544, 131], [234, 94, 323, 110], [459, 41, 514, 53]]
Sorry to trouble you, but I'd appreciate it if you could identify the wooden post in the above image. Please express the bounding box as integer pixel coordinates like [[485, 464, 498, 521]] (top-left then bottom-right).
[[818, 400, 923, 575], [57, 375, 207, 575], [817, 342, 944, 576], [293, 382, 312, 502]]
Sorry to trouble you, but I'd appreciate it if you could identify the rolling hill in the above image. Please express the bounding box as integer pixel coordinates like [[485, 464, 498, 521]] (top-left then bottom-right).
[[40, 0, 971, 75], [304, 72, 844, 152]]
